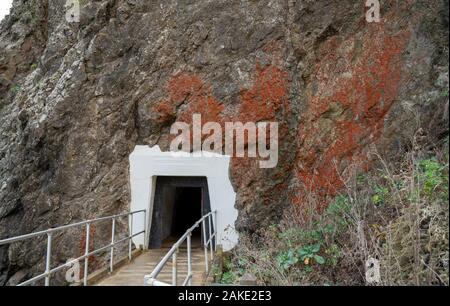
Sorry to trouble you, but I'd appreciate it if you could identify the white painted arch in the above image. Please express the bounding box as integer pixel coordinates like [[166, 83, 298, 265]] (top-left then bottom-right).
[[129, 145, 238, 251]]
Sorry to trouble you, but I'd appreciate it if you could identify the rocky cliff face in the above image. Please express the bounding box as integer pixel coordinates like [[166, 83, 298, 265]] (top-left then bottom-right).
[[0, 0, 448, 285]]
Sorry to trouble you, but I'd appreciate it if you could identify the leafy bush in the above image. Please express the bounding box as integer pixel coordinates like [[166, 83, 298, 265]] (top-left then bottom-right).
[[221, 271, 236, 284], [417, 158, 448, 198]]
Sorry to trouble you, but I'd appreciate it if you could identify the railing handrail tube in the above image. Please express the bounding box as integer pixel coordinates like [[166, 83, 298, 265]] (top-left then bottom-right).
[[0, 210, 146, 286], [148, 211, 216, 279], [0, 210, 146, 245], [145, 210, 217, 286]]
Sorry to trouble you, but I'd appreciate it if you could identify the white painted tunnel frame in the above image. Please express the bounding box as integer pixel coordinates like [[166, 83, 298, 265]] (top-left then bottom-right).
[[129, 145, 238, 252]]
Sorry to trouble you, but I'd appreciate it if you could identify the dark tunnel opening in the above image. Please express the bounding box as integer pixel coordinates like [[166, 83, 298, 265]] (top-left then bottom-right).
[[149, 177, 211, 249], [169, 187, 202, 239]]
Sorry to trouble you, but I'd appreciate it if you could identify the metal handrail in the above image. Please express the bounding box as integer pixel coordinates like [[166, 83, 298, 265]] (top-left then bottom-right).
[[144, 210, 217, 286], [0, 210, 146, 286]]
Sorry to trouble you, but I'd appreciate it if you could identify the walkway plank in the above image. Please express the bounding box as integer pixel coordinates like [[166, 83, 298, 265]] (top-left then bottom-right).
[[96, 243, 208, 286]]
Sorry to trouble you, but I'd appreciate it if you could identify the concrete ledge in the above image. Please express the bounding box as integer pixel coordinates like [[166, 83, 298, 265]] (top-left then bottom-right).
[[205, 246, 223, 286]]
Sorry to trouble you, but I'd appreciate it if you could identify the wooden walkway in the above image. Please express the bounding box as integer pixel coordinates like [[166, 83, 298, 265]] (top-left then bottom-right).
[[96, 239, 208, 286]]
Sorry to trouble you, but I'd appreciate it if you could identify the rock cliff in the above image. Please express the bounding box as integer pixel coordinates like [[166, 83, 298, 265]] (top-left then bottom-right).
[[0, 0, 448, 285]]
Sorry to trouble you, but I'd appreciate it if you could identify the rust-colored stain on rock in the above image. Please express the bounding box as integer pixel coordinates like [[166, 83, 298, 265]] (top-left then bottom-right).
[[238, 63, 290, 122], [294, 25, 410, 202], [153, 26, 410, 205], [152, 59, 291, 192]]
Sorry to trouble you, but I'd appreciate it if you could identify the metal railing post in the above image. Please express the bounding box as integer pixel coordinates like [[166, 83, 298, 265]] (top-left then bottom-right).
[[187, 233, 192, 286], [143, 210, 148, 250], [83, 223, 90, 286], [144, 211, 217, 286], [208, 215, 213, 261], [44, 233, 52, 286], [110, 218, 116, 272], [214, 210, 217, 251], [202, 219, 209, 273], [129, 213, 133, 261], [172, 249, 178, 286]]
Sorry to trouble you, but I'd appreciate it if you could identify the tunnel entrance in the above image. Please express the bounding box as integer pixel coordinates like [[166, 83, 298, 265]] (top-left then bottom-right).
[[148, 176, 212, 249], [130, 146, 239, 251], [170, 187, 202, 238]]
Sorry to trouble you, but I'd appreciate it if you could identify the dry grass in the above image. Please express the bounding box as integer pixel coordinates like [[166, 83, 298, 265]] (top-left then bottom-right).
[[221, 141, 449, 286]]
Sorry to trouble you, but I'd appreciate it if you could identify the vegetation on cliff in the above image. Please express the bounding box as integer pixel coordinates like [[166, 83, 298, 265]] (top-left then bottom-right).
[[218, 136, 449, 285]]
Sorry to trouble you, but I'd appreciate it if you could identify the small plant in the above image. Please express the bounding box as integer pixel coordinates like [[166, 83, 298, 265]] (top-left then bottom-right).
[[298, 243, 325, 265], [277, 240, 329, 272], [277, 249, 299, 271], [417, 158, 448, 198], [221, 271, 236, 284], [219, 256, 243, 285], [325, 195, 351, 229], [325, 243, 341, 266], [357, 173, 367, 183], [371, 186, 389, 205]]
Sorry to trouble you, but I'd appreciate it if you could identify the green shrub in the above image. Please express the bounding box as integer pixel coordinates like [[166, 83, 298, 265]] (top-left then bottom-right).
[[221, 271, 236, 284], [417, 158, 448, 199]]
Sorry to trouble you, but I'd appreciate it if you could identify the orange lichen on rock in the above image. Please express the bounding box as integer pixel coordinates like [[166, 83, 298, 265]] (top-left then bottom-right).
[[152, 73, 211, 124], [179, 94, 225, 125], [295, 25, 411, 200], [153, 59, 290, 133], [153, 100, 176, 124], [152, 73, 224, 125], [164, 73, 205, 105], [152, 58, 291, 193], [238, 63, 290, 122]]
